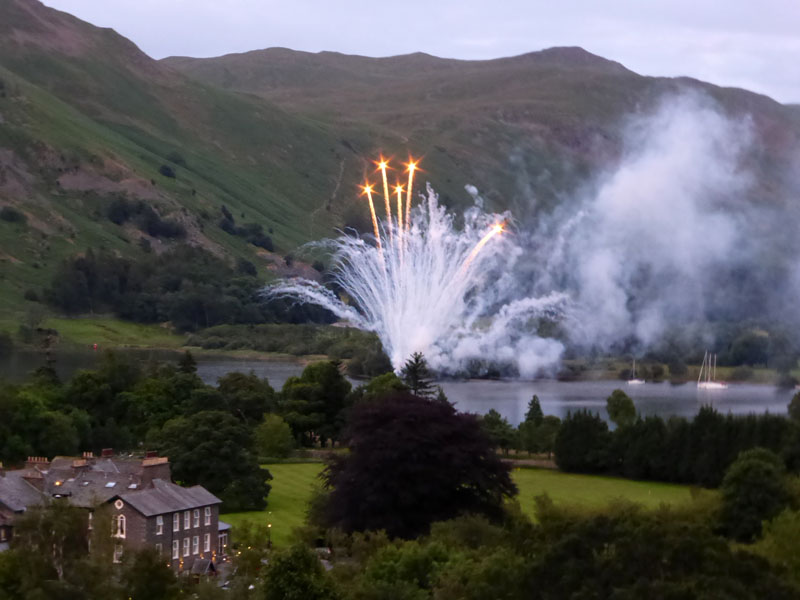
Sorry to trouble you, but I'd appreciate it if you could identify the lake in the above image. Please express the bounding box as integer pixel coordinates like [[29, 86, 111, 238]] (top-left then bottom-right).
[[3, 351, 794, 425], [196, 358, 795, 425]]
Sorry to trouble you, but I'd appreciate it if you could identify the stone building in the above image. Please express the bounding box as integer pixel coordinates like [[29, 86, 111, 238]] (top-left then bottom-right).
[[0, 451, 229, 572]]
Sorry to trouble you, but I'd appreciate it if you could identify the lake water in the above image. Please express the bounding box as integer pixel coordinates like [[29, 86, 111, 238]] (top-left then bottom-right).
[[196, 359, 795, 425], [3, 351, 794, 425]]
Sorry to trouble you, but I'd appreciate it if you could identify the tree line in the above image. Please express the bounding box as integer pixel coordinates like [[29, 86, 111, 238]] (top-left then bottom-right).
[[554, 390, 800, 488], [43, 245, 334, 330]]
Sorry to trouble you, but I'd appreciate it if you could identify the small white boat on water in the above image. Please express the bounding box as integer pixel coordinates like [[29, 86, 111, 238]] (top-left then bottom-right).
[[627, 359, 645, 385], [697, 351, 728, 390]]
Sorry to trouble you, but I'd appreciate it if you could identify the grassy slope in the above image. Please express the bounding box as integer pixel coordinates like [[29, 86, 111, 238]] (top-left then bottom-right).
[[222, 462, 702, 547], [0, 0, 377, 325]]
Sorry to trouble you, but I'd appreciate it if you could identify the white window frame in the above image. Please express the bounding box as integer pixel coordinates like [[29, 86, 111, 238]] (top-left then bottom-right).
[[203, 533, 210, 552], [204, 506, 211, 526], [156, 515, 163, 535], [172, 540, 179, 559], [112, 514, 126, 539], [183, 537, 190, 557], [193, 509, 199, 528], [183, 510, 190, 530], [192, 535, 199, 555], [173, 513, 180, 532], [113, 544, 123, 564], [155, 542, 162, 555]]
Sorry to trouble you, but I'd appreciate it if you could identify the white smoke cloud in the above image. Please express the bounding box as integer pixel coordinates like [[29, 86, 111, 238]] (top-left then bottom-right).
[[537, 92, 756, 351]]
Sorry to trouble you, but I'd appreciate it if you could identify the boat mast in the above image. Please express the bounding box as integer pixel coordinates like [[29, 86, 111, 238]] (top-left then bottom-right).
[[698, 351, 707, 385]]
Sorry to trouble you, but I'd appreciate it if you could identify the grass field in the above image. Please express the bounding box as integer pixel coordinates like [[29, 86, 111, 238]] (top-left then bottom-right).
[[43, 317, 186, 348], [223, 463, 325, 547], [221, 463, 705, 547]]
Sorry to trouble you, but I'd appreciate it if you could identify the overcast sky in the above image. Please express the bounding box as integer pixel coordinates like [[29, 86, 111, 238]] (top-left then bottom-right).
[[42, 0, 800, 104]]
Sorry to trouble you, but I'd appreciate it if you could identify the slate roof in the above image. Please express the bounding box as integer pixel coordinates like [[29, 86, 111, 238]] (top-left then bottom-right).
[[118, 479, 221, 517], [0, 472, 44, 512]]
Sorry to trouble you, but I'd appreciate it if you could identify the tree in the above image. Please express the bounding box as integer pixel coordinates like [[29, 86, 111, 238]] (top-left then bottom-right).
[[178, 350, 197, 374], [537, 416, 561, 458], [606, 389, 635, 428], [400, 352, 435, 398], [754, 509, 800, 587], [254, 414, 295, 458], [322, 393, 517, 538], [280, 361, 352, 447], [155, 411, 271, 511], [788, 392, 800, 422], [719, 447, 793, 542], [524, 395, 543, 426], [356, 372, 407, 402], [481, 409, 516, 455], [262, 544, 339, 600], [217, 372, 277, 425], [120, 548, 179, 600], [554, 411, 610, 473]]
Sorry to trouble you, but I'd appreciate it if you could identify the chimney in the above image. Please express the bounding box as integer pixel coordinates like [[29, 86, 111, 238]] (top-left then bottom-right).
[[141, 456, 171, 487], [101, 448, 114, 458], [25, 456, 50, 470]]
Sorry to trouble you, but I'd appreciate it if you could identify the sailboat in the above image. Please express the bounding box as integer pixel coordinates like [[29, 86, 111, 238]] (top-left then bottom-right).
[[697, 351, 728, 390], [627, 359, 645, 385]]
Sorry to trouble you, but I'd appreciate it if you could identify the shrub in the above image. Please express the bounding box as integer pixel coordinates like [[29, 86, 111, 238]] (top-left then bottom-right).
[[0, 206, 26, 224], [23, 289, 39, 302], [158, 164, 176, 178]]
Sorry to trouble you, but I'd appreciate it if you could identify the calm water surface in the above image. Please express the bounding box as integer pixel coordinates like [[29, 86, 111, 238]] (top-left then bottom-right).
[[3, 352, 793, 425]]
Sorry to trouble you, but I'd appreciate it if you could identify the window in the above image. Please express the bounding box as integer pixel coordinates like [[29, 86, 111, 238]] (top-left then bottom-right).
[[183, 511, 190, 530], [155, 543, 162, 555], [203, 533, 210, 552], [204, 506, 211, 526], [173, 513, 180, 532], [182, 538, 190, 557], [113, 544, 123, 563], [112, 515, 126, 539], [156, 515, 163, 535], [0, 529, 7, 542], [192, 535, 199, 555], [88, 512, 93, 531], [172, 540, 179, 559], [193, 509, 199, 528]]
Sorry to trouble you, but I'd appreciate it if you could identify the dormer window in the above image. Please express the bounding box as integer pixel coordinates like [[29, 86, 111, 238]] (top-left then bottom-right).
[[105, 482, 116, 488]]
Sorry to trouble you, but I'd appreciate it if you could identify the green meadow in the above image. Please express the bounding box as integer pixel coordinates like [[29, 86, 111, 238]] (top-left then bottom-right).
[[222, 462, 705, 547]]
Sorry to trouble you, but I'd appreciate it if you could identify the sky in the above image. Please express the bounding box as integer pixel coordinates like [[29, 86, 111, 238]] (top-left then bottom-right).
[[42, 0, 800, 104]]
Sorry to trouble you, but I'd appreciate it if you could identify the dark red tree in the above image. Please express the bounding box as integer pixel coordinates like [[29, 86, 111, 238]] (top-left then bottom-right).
[[322, 392, 517, 539]]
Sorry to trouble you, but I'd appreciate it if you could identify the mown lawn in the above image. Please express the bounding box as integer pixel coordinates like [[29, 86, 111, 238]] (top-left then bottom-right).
[[221, 462, 705, 547], [222, 463, 325, 548], [511, 466, 703, 512]]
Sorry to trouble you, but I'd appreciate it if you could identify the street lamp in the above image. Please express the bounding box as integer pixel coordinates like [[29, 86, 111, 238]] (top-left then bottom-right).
[[267, 522, 272, 549]]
